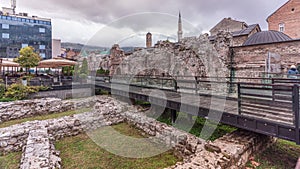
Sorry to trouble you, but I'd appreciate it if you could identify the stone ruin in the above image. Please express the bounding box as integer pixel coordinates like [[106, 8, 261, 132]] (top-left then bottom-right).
[[0, 96, 275, 169], [110, 33, 231, 79]]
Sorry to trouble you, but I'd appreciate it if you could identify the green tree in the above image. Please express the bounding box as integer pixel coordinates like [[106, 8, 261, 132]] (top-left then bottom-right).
[[80, 58, 89, 75], [14, 46, 41, 74]]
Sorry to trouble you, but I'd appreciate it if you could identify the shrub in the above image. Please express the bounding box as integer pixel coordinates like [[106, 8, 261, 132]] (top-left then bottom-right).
[[0, 83, 5, 98], [79, 73, 87, 79], [96, 67, 106, 75], [4, 84, 41, 100]]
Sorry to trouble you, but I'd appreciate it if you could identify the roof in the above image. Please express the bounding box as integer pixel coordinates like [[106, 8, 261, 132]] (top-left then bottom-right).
[[210, 17, 247, 33], [243, 30, 292, 46], [232, 24, 260, 37], [208, 24, 260, 41], [267, 0, 291, 21]]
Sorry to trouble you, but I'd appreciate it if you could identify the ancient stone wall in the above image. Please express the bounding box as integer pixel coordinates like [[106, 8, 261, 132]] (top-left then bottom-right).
[[232, 39, 300, 78], [0, 97, 96, 124], [20, 126, 61, 169], [0, 96, 125, 154], [120, 110, 203, 158], [166, 130, 275, 169], [0, 96, 276, 168]]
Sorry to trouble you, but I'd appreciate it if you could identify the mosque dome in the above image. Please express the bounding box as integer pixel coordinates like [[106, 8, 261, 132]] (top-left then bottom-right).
[[243, 30, 292, 46]]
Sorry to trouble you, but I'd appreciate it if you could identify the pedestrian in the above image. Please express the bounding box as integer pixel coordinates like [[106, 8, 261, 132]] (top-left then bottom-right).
[[287, 65, 299, 78]]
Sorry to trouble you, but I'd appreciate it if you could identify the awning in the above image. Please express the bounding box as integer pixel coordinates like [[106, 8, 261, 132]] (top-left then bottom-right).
[[38, 59, 77, 68], [0, 60, 20, 67]]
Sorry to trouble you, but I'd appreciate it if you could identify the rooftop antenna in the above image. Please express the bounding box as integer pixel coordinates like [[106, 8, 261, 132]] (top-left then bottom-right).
[[11, 0, 16, 14]]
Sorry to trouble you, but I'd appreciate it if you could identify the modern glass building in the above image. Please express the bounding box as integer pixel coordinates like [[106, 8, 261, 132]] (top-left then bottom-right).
[[0, 13, 52, 59]]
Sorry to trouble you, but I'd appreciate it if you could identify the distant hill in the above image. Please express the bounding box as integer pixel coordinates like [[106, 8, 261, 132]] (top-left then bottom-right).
[[61, 42, 108, 51]]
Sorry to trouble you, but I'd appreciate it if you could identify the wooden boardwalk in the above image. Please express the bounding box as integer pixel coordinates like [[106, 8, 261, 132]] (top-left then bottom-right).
[[94, 78, 300, 144]]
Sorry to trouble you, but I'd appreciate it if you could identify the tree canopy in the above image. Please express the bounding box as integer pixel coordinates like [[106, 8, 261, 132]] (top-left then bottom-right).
[[80, 58, 89, 75], [14, 46, 41, 71]]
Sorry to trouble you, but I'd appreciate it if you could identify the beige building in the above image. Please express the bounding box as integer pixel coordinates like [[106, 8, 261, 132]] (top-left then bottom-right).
[[52, 39, 61, 58], [209, 18, 261, 47], [210, 17, 248, 36]]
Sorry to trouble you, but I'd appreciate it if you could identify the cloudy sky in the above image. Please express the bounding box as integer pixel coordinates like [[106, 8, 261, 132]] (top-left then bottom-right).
[[1, 0, 287, 47]]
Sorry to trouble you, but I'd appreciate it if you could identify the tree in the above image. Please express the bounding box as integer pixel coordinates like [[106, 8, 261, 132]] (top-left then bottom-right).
[[14, 46, 41, 74], [80, 58, 89, 75]]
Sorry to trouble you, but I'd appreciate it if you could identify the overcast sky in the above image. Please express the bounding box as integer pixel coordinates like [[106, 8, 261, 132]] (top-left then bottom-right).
[[1, 0, 288, 47]]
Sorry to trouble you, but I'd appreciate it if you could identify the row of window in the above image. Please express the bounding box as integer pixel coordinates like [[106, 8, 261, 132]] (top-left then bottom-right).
[[0, 15, 51, 25], [20, 44, 45, 49], [1, 24, 46, 33]]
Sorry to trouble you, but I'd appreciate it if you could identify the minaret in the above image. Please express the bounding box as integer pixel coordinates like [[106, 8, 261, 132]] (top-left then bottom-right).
[[178, 11, 183, 42], [146, 32, 152, 48]]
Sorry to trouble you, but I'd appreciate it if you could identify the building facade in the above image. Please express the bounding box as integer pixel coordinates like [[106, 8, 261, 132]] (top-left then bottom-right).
[[210, 17, 248, 36], [0, 13, 52, 59], [267, 0, 300, 39], [52, 39, 61, 58]]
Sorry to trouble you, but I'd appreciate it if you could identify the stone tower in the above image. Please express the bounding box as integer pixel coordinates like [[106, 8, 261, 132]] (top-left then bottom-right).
[[178, 11, 183, 42], [146, 32, 152, 48]]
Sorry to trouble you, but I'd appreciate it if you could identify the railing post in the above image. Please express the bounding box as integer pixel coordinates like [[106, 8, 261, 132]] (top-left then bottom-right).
[[195, 76, 198, 94], [174, 78, 178, 92], [237, 83, 242, 115], [293, 84, 300, 144], [171, 109, 177, 124]]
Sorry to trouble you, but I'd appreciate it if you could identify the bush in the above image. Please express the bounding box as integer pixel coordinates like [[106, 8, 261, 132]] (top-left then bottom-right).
[[79, 73, 87, 79], [97, 68, 106, 75], [0, 83, 5, 98], [4, 84, 41, 100]]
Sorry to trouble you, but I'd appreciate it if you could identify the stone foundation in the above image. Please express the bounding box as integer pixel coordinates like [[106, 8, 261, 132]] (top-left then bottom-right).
[[0, 96, 276, 168], [0, 97, 96, 124], [20, 125, 61, 169], [166, 130, 276, 169]]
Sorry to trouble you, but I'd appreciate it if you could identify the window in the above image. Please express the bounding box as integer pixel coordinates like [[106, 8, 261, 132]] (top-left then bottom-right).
[[2, 24, 9, 29], [279, 23, 285, 32], [39, 45, 45, 50], [21, 44, 28, 48], [40, 53, 46, 58], [39, 28, 45, 33], [2, 33, 9, 39]]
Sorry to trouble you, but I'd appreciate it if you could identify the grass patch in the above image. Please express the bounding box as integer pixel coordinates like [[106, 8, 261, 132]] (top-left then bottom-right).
[[0, 98, 16, 102], [246, 139, 300, 169], [157, 112, 236, 141], [0, 152, 21, 169], [55, 123, 180, 169], [0, 108, 92, 128]]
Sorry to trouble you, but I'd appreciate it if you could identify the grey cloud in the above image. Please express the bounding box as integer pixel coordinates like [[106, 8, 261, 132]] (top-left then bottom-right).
[[10, 0, 288, 44]]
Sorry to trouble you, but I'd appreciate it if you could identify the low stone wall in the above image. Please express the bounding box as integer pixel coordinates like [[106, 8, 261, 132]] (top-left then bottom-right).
[[166, 130, 275, 169], [0, 96, 276, 168], [0, 96, 125, 154], [20, 125, 61, 169], [0, 97, 96, 124], [120, 110, 203, 158]]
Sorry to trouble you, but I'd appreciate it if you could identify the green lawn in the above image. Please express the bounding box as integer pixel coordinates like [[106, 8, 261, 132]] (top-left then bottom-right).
[[55, 123, 180, 169], [0, 108, 92, 128], [246, 139, 300, 169], [0, 152, 21, 169], [157, 112, 237, 141]]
